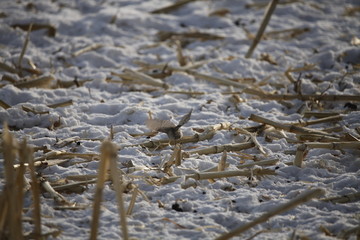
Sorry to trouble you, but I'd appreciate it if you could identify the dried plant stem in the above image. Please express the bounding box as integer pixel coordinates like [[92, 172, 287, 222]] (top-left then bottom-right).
[[303, 111, 341, 118], [249, 114, 333, 136], [28, 147, 42, 238], [0, 61, 19, 74], [41, 178, 71, 205], [72, 43, 103, 57], [18, 23, 33, 73], [0, 100, 11, 109], [52, 179, 97, 192], [245, 0, 279, 58], [296, 134, 340, 142], [175, 40, 187, 66], [114, 69, 169, 89], [161, 168, 275, 185], [186, 142, 255, 155], [304, 141, 360, 149], [16, 140, 32, 238], [216, 188, 324, 240], [245, 91, 360, 102], [321, 191, 360, 204], [14, 75, 55, 89], [34, 151, 99, 162], [151, 0, 196, 14], [184, 69, 247, 89], [236, 128, 267, 155], [237, 158, 279, 169], [2, 123, 23, 240], [165, 90, 205, 95], [294, 141, 360, 167], [47, 100, 73, 108], [127, 188, 139, 216], [293, 115, 343, 127], [90, 141, 111, 240], [218, 151, 227, 171], [173, 144, 182, 166], [134, 122, 231, 148], [294, 144, 306, 167], [106, 141, 129, 240]]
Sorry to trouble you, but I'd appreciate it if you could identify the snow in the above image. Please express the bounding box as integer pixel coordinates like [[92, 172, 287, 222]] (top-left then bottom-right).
[[1, 0, 360, 239]]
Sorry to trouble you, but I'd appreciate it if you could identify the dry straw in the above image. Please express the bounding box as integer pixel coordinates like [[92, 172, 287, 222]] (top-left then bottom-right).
[[90, 141, 128, 240], [1, 123, 23, 239], [151, 0, 196, 14], [161, 168, 275, 185], [216, 188, 324, 240], [294, 141, 360, 167], [245, 0, 279, 58]]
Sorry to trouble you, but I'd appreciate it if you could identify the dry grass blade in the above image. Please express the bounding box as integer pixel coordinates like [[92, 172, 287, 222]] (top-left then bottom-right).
[[0, 61, 19, 74], [165, 90, 205, 96], [22, 105, 50, 115], [157, 31, 224, 42], [127, 188, 139, 216], [1, 123, 23, 240], [47, 100, 73, 108], [106, 141, 129, 240], [28, 144, 42, 238], [12, 23, 56, 37], [209, 8, 230, 17], [237, 158, 279, 169], [246, 0, 300, 9], [293, 115, 343, 127], [41, 178, 72, 205], [90, 141, 111, 240], [215, 188, 324, 240], [52, 179, 97, 192], [0, 100, 11, 109], [151, 0, 197, 14], [72, 43, 103, 57], [265, 27, 310, 40], [184, 70, 247, 89], [321, 191, 360, 204], [175, 40, 187, 67], [294, 141, 360, 167], [303, 111, 341, 118], [134, 122, 231, 148], [236, 128, 267, 156], [186, 142, 255, 155], [18, 23, 33, 74], [245, 0, 279, 58], [173, 144, 182, 166], [244, 89, 360, 102], [14, 75, 55, 89], [161, 168, 275, 185], [249, 114, 334, 137], [293, 144, 306, 167], [115, 69, 169, 89], [34, 151, 99, 163], [305, 141, 360, 149], [218, 151, 227, 171], [16, 140, 31, 238]]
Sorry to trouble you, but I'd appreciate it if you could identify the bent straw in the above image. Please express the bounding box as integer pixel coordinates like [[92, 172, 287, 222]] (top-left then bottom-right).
[[216, 188, 324, 240]]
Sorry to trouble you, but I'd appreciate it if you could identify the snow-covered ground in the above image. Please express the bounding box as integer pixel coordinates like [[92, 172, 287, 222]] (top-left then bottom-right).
[[1, 0, 360, 239]]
